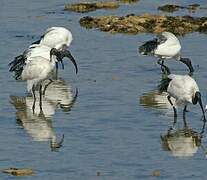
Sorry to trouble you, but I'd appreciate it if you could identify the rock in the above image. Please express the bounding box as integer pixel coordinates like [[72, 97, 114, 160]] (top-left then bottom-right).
[[188, 4, 200, 10], [79, 14, 207, 35], [158, 4, 182, 12], [2, 168, 33, 176], [64, 2, 119, 13], [158, 3, 203, 13], [187, 4, 201, 13]]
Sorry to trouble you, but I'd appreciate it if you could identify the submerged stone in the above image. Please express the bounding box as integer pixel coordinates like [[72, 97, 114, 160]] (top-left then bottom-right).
[[152, 170, 161, 177], [158, 4, 181, 12], [2, 168, 33, 176], [79, 14, 207, 35]]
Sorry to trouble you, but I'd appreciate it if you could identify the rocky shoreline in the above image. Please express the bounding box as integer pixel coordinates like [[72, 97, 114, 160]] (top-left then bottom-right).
[[64, 2, 207, 35], [80, 14, 207, 35]]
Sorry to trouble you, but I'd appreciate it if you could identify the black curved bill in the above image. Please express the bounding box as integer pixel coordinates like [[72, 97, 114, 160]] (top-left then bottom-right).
[[198, 98, 206, 122], [61, 50, 78, 74]]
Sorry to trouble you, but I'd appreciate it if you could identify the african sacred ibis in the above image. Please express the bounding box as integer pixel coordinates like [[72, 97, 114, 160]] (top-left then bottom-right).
[[159, 74, 206, 121], [139, 32, 194, 74]]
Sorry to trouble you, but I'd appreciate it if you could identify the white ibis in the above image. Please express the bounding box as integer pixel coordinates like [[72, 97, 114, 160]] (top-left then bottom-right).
[[139, 32, 194, 74], [9, 48, 55, 110], [9, 44, 78, 78], [159, 74, 206, 121]]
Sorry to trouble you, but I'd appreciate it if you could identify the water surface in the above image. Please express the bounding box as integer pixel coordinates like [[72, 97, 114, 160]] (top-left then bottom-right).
[[1, 0, 207, 179]]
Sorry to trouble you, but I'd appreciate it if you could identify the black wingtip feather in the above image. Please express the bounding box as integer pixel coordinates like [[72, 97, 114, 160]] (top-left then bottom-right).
[[9, 54, 26, 80], [158, 77, 172, 92], [139, 38, 158, 55], [9, 55, 25, 72]]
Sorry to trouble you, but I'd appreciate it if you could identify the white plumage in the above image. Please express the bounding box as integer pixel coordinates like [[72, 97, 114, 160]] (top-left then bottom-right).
[[21, 56, 56, 92], [37, 27, 73, 50], [167, 74, 199, 105], [9, 43, 78, 79], [9, 27, 78, 81], [35, 27, 77, 72], [162, 74, 206, 120], [24, 44, 52, 62], [154, 32, 181, 59], [139, 31, 194, 73]]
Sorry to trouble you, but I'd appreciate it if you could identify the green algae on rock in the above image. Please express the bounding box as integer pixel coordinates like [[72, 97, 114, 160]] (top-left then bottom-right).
[[79, 14, 207, 35], [64, 2, 119, 13]]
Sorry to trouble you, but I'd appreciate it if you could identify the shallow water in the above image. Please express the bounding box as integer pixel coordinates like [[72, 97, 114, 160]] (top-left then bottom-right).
[[1, 0, 207, 179]]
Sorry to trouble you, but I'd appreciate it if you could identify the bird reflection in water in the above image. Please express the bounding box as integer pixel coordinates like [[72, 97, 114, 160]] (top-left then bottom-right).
[[140, 71, 175, 110], [160, 112, 206, 158], [139, 89, 177, 118], [10, 79, 78, 151], [140, 90, 176, 110], [139, 73, 178, 117]]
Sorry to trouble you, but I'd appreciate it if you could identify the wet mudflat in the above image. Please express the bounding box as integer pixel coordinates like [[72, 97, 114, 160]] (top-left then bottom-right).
[[1, 0, 207, 179]]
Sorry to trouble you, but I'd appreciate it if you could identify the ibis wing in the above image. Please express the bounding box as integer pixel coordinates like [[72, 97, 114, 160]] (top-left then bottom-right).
[[21, 58, 51, 81], [139, 38, 158, 55]]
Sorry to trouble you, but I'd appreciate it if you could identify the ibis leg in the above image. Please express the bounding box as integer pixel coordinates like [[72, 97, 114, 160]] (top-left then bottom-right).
[[200, 119, 206, 135], [183, 105, 188, 128], [167, 95, 177, 118], [157, 59, 170, 74], [55, 62, 58, 79], [32, 85, 36, 114], [60, 60, 64, 70]]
